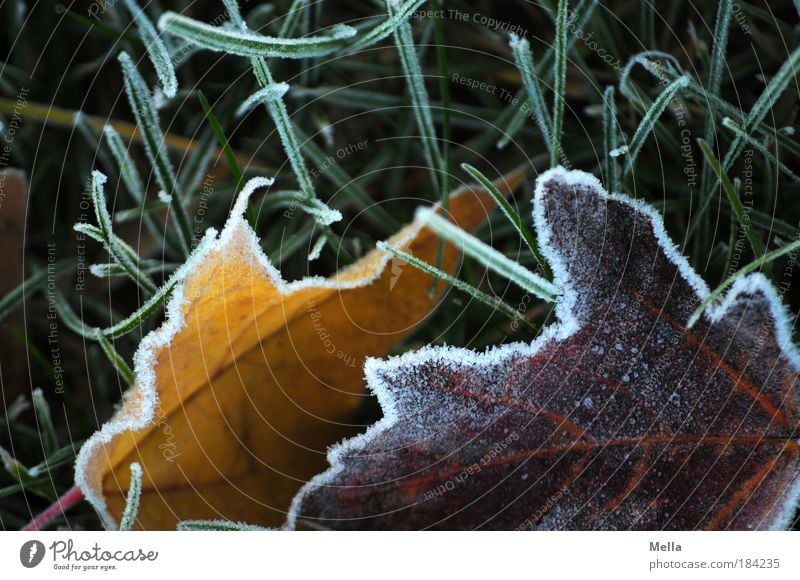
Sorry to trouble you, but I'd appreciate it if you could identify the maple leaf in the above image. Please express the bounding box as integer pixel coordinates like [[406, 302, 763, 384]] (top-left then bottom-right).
[[290, 167, 800, 531], [75, 167, 526, 530]]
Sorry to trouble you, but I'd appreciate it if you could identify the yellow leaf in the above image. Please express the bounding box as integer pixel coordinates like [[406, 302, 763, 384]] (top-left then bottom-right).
[[75, 167, 527, 529]]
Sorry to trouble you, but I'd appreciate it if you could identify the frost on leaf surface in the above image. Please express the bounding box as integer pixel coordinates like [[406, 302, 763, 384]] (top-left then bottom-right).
[[74, 168, 527, 530], [291, 167, 800, 531]]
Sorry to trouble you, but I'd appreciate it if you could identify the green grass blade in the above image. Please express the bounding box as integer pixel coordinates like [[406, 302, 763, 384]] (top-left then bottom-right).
[[158, 12, 356, 59], [197, 91, 243, 190], [196, 90, 257, 228], [294, 127, 400, 231], [103, 126, 146, 206], [419, 209, 559, 302], [551, 0, 569, 167], [236, 83, 290, 117], [390, 3, 445, 197], [91, 260, 176, 279], [378, 242, 536, 330], [0, 261, 71, 323], [218, 0, 341, 227], [510, 34, 553, 156], [624, 52, 800, 157], [722, 117, 800, 184], [690, 46, 800, 237], [720, 46, 800, 173], [279, 0, 310, 38], [496, 105, 530, 150], [118, 52, 192, 255], [461, 163, 551, 278], [119, 463, 142, 531], [602, 85, 619, 193], [88, 171, 158, 294], [122, 0, 178, 98], [688, 239, 800, 328], [697, 139, 765, 259], [348, 0, 427, 53], [699, 0, 733, 197], [622, 75, 690, 175], [96, 334, 135, 386], [31, 389, 58, 456]]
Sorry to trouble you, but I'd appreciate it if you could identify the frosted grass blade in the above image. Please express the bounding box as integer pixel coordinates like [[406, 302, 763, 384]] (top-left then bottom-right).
[[118, 52, 192, 255], [622, 76, 690, 175], [721, 118, 800, 184], [418, 209, 559, 302], [551, 0, 569, 167], [88, 171, 158, 294], [119, 463, 142, 531], [389, 0, 445, 197], [697, 139, 765, 259], [158, 12, 356, 59], [379, 242, 536, 330], [510, 34, 553, 155], [461, 163, 551, 278], [688, 239, 800, 328], [122, 0, 178, 98]]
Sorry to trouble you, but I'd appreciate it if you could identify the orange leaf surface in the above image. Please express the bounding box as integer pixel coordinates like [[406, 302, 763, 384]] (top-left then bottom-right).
[[75, 167, 527, 529]]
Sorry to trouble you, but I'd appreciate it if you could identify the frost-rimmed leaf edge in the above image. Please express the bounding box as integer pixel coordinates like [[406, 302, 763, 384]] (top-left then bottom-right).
[[286, 166, 800, 531], [74, 173, 499, 529]]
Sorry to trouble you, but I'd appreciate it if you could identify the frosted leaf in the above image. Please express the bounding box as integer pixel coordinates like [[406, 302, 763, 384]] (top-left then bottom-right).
[[289, 167, 800, 531], [122, 0, 178, 98]]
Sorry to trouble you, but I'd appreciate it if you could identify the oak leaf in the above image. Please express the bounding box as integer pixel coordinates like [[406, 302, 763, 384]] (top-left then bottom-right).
[[75, 167, 526, 530], [291, 167, 800, 530]]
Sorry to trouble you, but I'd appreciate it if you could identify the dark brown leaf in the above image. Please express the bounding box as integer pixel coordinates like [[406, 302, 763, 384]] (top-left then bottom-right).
[[289, 168, 800, 530]]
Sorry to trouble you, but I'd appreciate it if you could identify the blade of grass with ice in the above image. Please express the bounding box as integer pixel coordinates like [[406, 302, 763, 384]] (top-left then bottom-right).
[[348, 0, 427, 53], [461, 163, 551, 278], [721, 118, 800, 184], [496, 0, 598, 149], [87, 171, 158, 294], [118, 463, 142, 531], [622, 52, 800, 158], [389, 0, 445, 197], [177, 519, 271, 531], [621, 76, 690, 176], [379, 242, 536, 330], [118, 52, 192, 255], [31, 389, 58, 456], [603, 86, 619, 193], [697, 139, 765, 259], [122, 0, 177, 98], [103, 125, 168, 247], [551, 0, 569, 167], [419, 209, 559, 302], [158, 11, 356, 59], [510, 34, 553, 156], [689, 46, 800, 238], [215, 0, 341, 228], [279, 0, 310, 38], [97, 334, 135, 386], [698, 0, 733, 199], [688, 239, 800, 328]]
